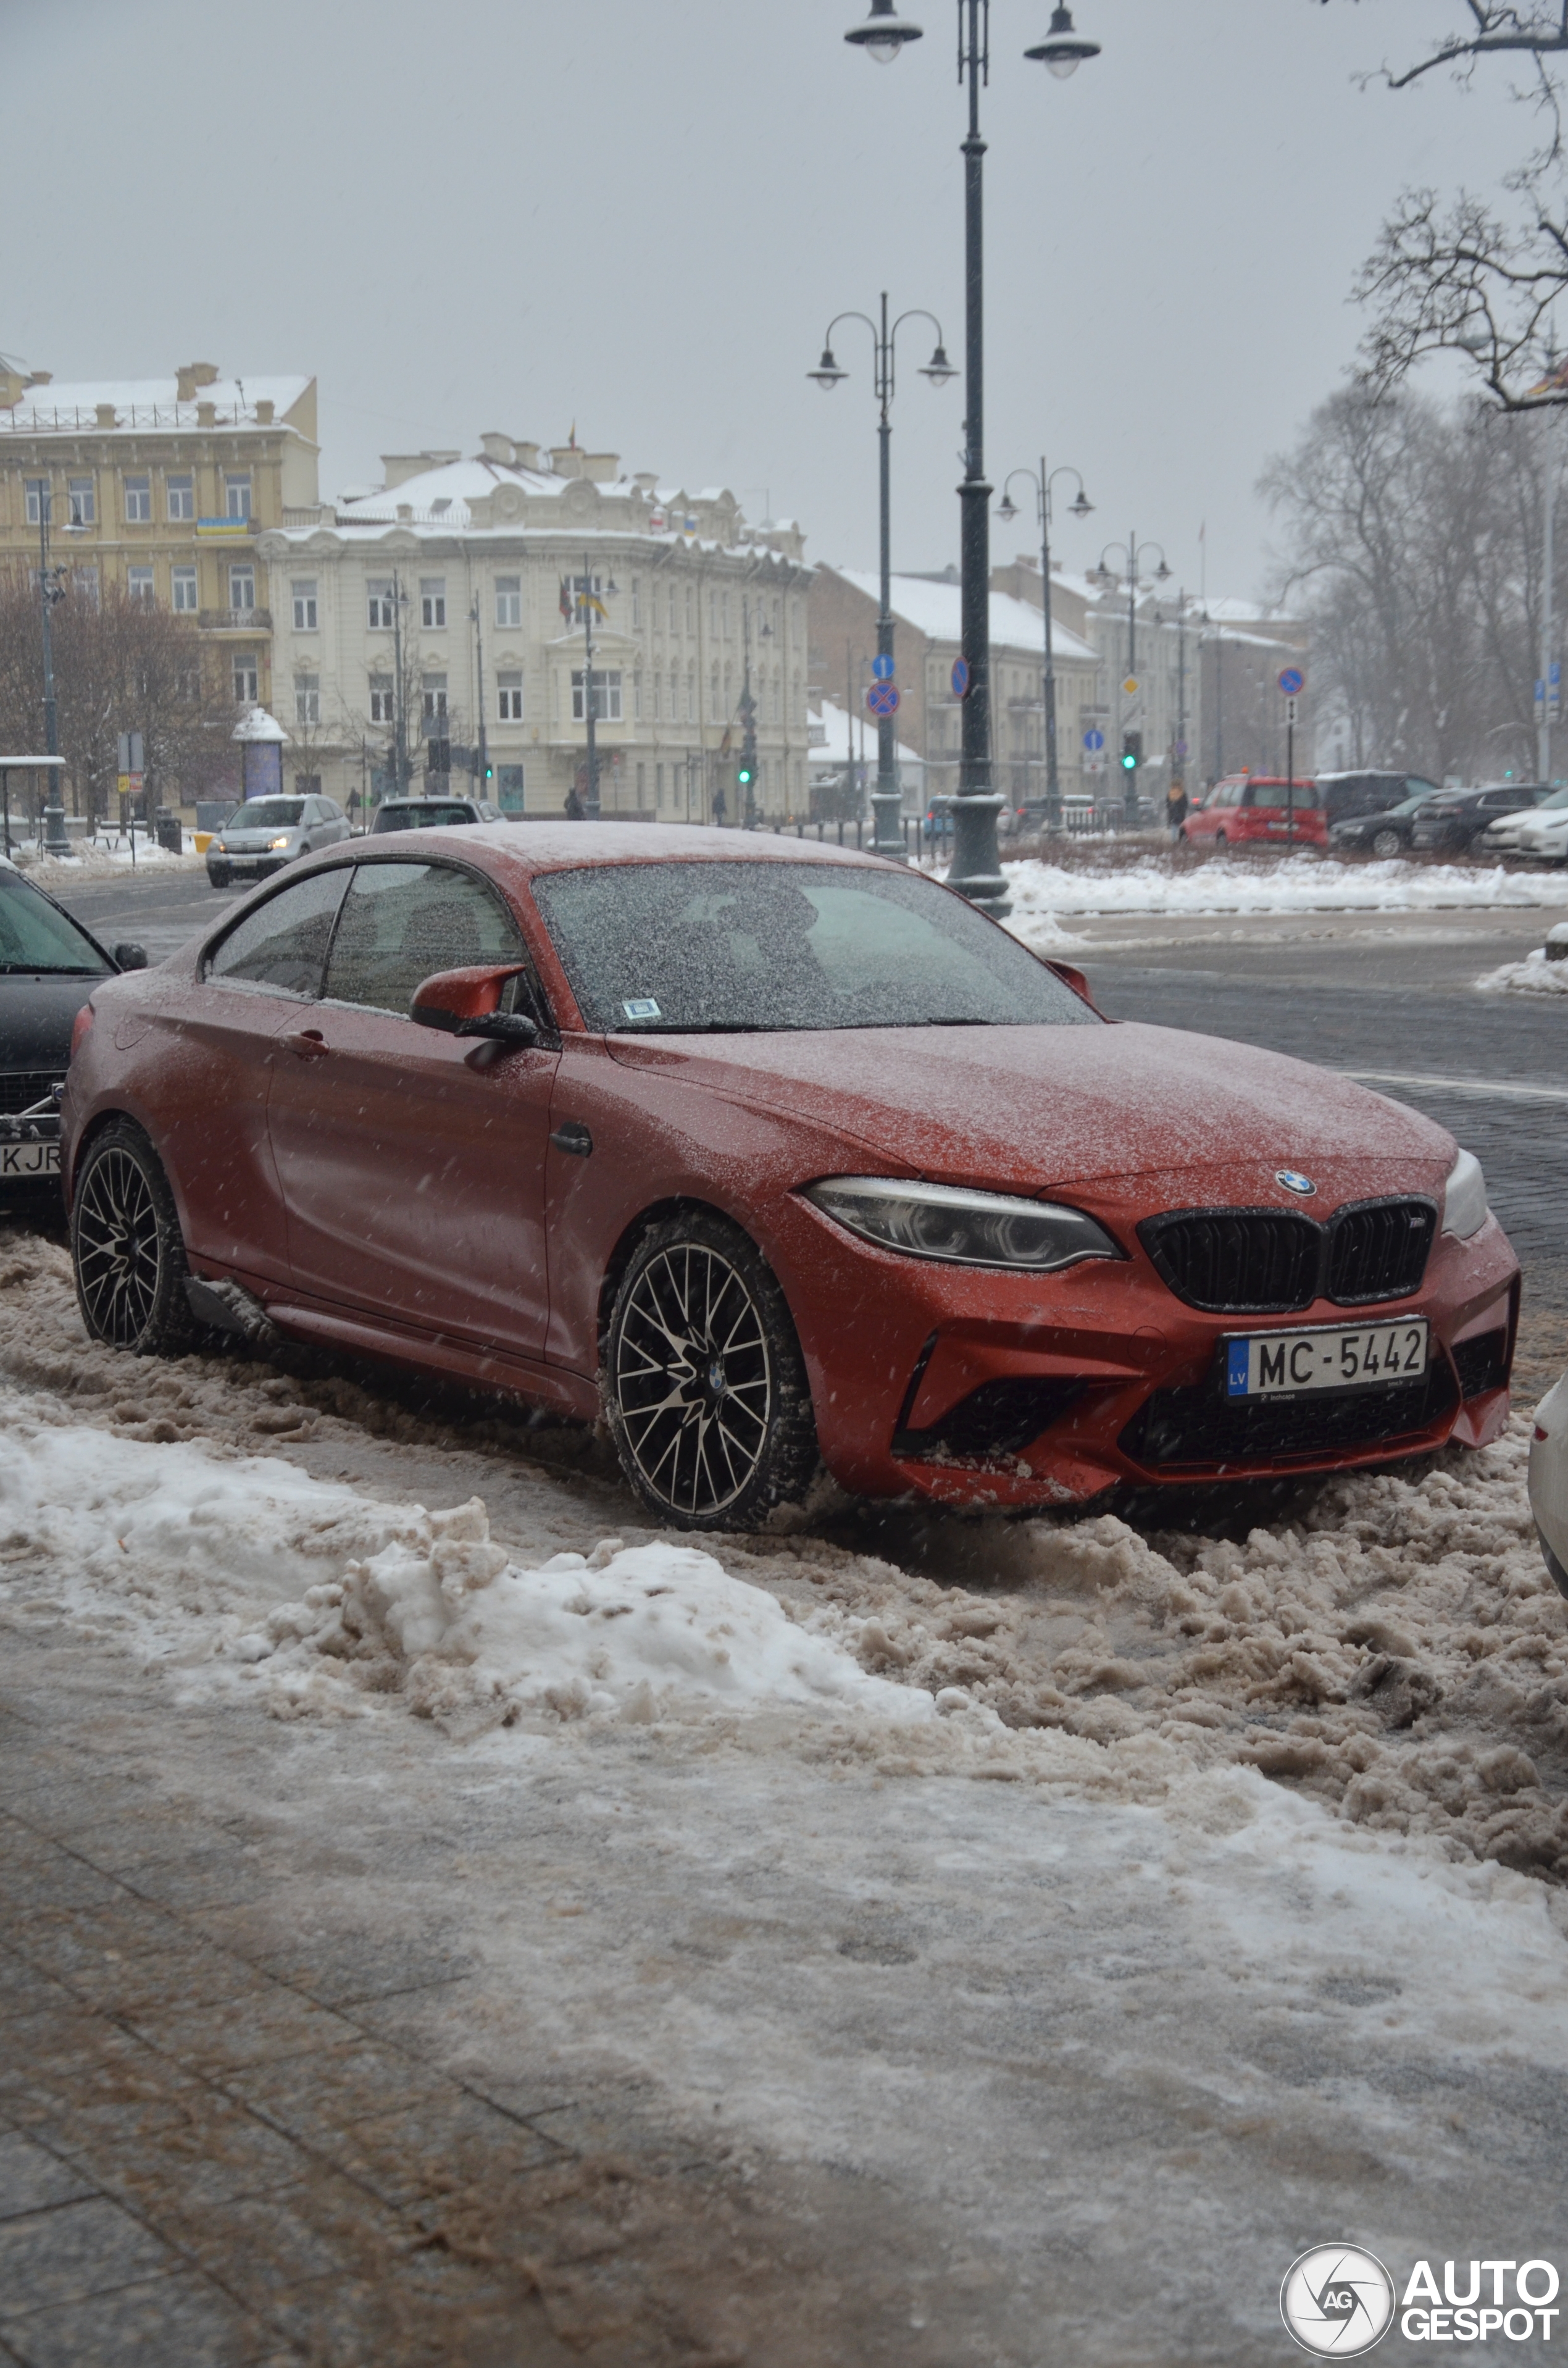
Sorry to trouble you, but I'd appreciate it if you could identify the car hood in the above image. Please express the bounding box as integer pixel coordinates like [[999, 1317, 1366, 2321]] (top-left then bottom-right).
[[606, 1021, 1455, 1205], [1, 973, 104, 1071]]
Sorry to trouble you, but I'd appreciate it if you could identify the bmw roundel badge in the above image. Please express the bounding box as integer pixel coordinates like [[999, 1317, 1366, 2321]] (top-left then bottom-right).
[[1275, 1169, 1317, 1197]]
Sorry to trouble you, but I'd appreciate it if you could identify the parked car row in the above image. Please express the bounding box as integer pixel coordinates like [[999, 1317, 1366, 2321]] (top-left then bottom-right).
[[1177, 771, 1565, 860], [206, 795, 510, 888]]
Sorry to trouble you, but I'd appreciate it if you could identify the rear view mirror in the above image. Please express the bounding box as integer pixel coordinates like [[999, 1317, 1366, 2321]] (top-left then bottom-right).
[[411, 964, 540, 1047], [113, 942, 149, 971]]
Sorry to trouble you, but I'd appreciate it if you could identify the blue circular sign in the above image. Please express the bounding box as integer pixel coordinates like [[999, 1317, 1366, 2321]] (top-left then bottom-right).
[[871, 653, 895, 680], [867, 680, 900, 718], [1083, 728, 1105, 751], [1278, 666, 1305, 697], [951, 658, 970, 700]]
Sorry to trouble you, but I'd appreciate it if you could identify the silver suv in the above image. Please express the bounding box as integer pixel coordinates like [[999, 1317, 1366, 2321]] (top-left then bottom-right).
[[206, 796, 351, 886]]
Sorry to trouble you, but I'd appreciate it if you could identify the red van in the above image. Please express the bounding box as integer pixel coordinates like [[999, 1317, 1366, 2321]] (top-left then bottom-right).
[[1183, 774, 1325, 849]]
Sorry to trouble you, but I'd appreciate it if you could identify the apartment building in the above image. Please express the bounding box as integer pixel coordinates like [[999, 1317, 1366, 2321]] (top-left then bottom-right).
[[0, 361, 319, 717]]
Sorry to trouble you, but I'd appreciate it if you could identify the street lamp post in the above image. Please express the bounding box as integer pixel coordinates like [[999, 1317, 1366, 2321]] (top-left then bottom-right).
[[1096, 531, 1170, 826], [809, 293, 956, 860], [844, 0, 1100, 914], [998, 460, 1091, 832], [36, 491, 70, 856], [470, 596, 488, 794]]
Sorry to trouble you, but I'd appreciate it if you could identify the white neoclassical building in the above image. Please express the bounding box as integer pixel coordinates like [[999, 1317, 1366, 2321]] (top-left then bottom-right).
[[255, 434, 813, 821]]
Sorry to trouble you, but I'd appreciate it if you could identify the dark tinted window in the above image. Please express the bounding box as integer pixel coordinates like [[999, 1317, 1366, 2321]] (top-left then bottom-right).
[[0, 871, 111, 976], [230, 799, 305, 831], [206, 868, 350, 996], [323, 861, 525, 1017], [532, 860, 1099, 1034], [370, 802, 478, 833]]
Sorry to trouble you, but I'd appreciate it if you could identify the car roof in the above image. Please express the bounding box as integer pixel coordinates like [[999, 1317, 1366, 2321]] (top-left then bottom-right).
[[327, 821, 891, 885]]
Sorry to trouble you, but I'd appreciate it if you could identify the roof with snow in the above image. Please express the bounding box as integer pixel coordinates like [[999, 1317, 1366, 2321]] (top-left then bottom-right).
[[810, 698, 922, 772], [0, 374, 314, 435], [833, 570, 1098, 664]]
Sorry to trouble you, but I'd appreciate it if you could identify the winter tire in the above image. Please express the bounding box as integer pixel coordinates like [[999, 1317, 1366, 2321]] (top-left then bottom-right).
[[1214, 830, 1227, 847], [604, 1210, 819, 1531], [1370, 829, 1403, 859], [72, 1121, 197, 1357], [206, 864, 231, 887]]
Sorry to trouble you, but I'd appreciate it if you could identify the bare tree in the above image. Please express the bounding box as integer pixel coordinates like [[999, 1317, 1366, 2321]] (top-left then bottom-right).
[[1325, 4, 1568, 404], [0, 572, 239, 820]]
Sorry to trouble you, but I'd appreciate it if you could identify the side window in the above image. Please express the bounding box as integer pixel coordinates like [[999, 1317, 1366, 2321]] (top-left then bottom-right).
[[322, 862, 530, 1019], [206, 870, 350, 997]]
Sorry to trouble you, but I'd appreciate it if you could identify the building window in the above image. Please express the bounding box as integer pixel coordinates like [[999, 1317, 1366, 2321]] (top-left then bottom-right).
[[124, 475, 152, 523], [652, 671, 662, 722], [722, 592, 731, 638], [172, 566, 198, 614], [369, 674, 393, 724], [295, 674, 320, 726], [633, 671, 643, 721], [497, 763, 525, 814], [127, 566, 155, 604], [669, 585, 678, 634], [66, 477, 94, 527], [229, 565, 256, 613], [685, 586, 693, 635], [636, 761, 646, 805], [770, 673, 780, 724], [420, 578, 446, 629], [75, 566, 99, 607], [686, 664, 696, 723], [656, 762, 665, 810], [422, 672, 448, 721], [166, 474, 194, 521], [631, 578, 641, 627], [367, 580, 396, 629], [496, 672, 523, 721], [294, 774, 322, 798], [571, 669, 622, 721], [709, 592, 718, 640], [225, 473, 251, 521], [233, 653, 259, 703], [24, 480, 50, 526], [494, 575, 521, 627], [709, 666, 721, 722], [292, 580, 318, 630]]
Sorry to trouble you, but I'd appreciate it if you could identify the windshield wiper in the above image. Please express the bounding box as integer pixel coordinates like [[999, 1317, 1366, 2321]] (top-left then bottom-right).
[[0, 963, 102, 976], [617, 1020, 779, 1034]]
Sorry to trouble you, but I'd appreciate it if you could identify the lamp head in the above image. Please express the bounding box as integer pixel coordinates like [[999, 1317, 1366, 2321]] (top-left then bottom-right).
[[809, 346, 848, 390], [1154, 558, 1172, 582], [919, 342, 957, 385], [1070, 487, 1093, 520], [996, 492, 1020, 524], [1025, 3, 1099, 78], [845, 0, 923, 62]]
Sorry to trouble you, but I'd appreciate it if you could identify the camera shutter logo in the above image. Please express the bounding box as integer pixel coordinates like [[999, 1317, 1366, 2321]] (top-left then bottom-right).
[[1280, 2245, 1396, 2357]]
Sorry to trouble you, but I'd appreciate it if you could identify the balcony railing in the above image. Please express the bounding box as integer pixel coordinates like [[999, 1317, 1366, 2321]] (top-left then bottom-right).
[[198, 608, 272, 632]]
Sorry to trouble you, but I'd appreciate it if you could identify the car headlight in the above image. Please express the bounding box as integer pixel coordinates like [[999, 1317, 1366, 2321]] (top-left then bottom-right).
[[803, 1176, 1124, 1272], [1442, 1147, 1489, 1240], [269, 835, 292, 850]]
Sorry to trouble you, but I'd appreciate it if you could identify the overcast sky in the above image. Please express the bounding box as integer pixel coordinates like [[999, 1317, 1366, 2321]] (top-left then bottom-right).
[[2, 0, 1528, 601]]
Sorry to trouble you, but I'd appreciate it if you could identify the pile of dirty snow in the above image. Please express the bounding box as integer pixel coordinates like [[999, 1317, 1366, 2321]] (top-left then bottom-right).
[[9, 839, 206, 883], [1476, 943, 1568, 995]]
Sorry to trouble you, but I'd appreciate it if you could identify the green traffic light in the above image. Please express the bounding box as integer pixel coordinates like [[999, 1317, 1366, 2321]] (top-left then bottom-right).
[[1121, 752, 1136, 770]]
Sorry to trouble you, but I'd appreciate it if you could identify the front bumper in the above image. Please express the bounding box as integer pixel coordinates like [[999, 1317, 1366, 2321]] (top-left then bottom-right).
[[773, 1195, 1520, 1509]]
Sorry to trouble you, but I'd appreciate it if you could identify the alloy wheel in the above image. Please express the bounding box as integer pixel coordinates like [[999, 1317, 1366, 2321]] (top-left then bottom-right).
[[613, 1242, 774, 1518], [75, 1144, 162, 1345]]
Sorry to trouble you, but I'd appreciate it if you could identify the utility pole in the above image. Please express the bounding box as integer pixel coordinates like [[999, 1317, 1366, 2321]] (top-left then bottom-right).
[[471, 597, 488, 791], [1174, 590, 1187, 796], [390, 568, 409, 794], [37, 490, 69, 855], [1540, 420, 1557, 784], [580, 554, 601, 818], [740, 596, 758, 827]]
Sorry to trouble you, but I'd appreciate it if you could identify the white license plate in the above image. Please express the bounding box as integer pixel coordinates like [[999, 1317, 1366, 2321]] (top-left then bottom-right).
[[0, 1139, 60, 1179], [1226, 1318, 1429, 1399]]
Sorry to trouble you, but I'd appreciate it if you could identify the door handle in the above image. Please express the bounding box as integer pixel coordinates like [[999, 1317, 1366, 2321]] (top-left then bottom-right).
[[284, 1030, 329, 1061], [549, 1121, 593, 1158]]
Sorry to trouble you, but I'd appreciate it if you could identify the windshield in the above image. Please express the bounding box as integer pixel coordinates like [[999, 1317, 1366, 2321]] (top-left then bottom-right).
[[230, 800, 304, 831], [372, 803, 477, 831], [1391, 790, 1441, 816], [1533, 785, 1568, 811], [1242, 783, 1321, 810], [0, 868, 111, 975], [532, 860, 1099, 1034]]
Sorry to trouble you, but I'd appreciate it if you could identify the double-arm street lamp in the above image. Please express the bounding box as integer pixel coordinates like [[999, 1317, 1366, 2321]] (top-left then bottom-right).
[[1096, 532, 1170, 825], [810, 293, 957, 858], [35, 490, 73, 857], [843, 0, 1100, 914], [997, 461, 1091, 832]]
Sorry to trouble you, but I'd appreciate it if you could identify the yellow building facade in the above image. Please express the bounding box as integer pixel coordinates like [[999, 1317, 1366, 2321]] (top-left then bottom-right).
[[0, 361, 319, 718]]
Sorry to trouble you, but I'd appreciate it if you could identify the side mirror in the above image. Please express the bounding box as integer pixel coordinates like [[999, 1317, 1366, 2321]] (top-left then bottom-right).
[[411, 963, 540, 1047], [1044, 958, 1108, 1018], [113, 942, 149, 971]]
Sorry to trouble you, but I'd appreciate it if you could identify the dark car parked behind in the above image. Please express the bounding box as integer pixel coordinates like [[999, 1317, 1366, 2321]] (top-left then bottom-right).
[[1409, 782, 1550, 854], [1, 861, 144, 1193], [1327, 780, 1446, 857]]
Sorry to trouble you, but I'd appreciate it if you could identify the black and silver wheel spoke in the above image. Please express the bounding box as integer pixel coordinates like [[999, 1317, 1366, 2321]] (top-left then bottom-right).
[[76, 1148, 162, 1345], [614, 1243, 773, 1518]]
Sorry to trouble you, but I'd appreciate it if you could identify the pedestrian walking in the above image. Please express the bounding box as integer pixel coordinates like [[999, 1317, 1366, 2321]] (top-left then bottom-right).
[[1166, 784, 1188, 845], [564, 784, 586, 821]]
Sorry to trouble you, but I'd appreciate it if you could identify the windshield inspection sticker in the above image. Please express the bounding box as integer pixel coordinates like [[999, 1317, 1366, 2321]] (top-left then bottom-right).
[[622, 998, 661, 1021]]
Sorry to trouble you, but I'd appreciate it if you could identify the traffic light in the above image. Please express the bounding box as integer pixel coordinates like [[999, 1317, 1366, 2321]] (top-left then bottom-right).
[[1121, 730, 1142, 774], [484, 760, 494, 783], [736, 761, 754, 790]]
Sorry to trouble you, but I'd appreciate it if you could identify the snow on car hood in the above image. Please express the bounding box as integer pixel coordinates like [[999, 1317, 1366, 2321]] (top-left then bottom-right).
[[607, 1019, 1455, 1200]]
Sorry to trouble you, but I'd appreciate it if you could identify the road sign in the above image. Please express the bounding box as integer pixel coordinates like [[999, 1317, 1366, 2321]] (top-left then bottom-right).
[[1278, 666, 1305, 698], [1122, 676, 1139, 697], [871, 652, 895, 681], [116, 772, 144, 799], [1083, 729, 1105, 751], [117, 731, 144, 775], [1175, 739, 1188, 759], [866, 680, 900, 718], [1283, 697, 1298, 727], [951, 658, 970, 699]]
